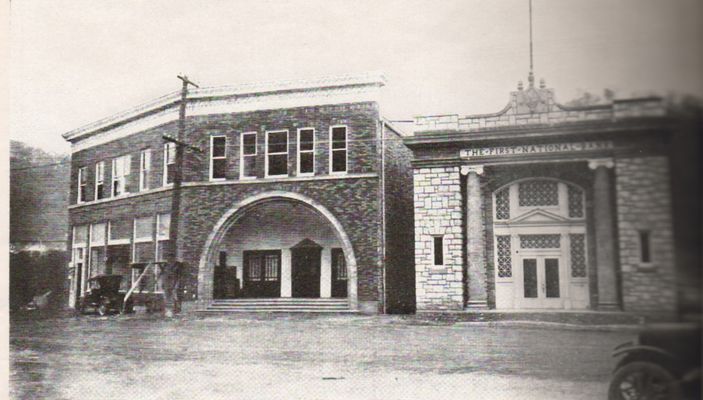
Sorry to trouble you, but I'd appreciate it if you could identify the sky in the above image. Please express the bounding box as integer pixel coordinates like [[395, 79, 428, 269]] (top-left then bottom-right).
[[9, 0, 703, 154]]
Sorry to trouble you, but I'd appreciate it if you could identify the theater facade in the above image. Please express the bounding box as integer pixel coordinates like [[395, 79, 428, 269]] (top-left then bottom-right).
[[406, 78, 689, 315]]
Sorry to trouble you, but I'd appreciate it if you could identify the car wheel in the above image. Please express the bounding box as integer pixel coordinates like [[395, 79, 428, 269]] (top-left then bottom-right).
[[97, 300, 109, 316], [608, 361, 681, 400]]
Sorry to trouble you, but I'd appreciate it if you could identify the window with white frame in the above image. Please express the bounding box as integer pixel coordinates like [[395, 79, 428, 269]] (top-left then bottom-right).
[[89, 223, 107, 277], [266, 130, 288, 177], [156, 213, 171, 262], [72, 225, 88, 295], [112, 155, 131, 197], [139, 149, 151, 191], [77, 167, 87, 203], [210, 136, 227, 180], [330, 126, 347, 173], [95, 161, 105, 200], [240, 132, 257, 179], [297, 128, 315, 175], [163, 142, 176, 185], [133, 216, 154, 263]]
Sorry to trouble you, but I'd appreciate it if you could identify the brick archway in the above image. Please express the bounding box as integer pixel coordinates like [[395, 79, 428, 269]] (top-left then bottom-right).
[[196, 191, 358, 309]]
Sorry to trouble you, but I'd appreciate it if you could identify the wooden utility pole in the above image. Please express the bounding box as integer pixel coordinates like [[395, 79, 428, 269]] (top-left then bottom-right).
[[163, 74, 199, 317]]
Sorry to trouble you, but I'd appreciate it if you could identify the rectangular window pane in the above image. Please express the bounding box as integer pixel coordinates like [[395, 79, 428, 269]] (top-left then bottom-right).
[[523, 259, 538, 298], [299, 129, 314, 151], [242, 155, 256, 178], [134, 216, 153, 240], [90, 223, 106, 245], [332, 150, 346, 172], [433, 236, 443, 265], [249, 256, 262, 280], [90, 247, 106, 277], [331, 127, 346, 149], [212, 137, 226, 157], [74, 225, 88, 245], [157, 213, 170, 239], [545, 258, 560, 298], [134, 242, 154, 263], [109, 219, 131, 241], [640, 231, 651, 263], [264, 255, 279, 281], [299, 152, 314, 174], [156, 240, 171, 262], [212, 159, 226, 179], [268, 131, 287, 153], [268, 154, 287, 176], [242, 133, 256, 155], [140, 150, 151, 191]]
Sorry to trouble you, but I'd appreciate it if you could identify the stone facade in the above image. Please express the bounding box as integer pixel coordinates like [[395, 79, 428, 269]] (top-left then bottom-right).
[[413, 166, 463, 310], [615, 156, 677, 313]]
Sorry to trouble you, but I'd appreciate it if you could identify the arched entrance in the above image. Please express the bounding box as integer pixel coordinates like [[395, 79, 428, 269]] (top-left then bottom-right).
[[492, 178, 589, 310], [197, 191, 358, 309]]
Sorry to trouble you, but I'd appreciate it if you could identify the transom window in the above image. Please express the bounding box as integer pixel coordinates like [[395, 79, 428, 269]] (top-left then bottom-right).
[[266, 130, 288, 177], [330, 126, 347, 173], [112, 155, 131, 197], [297, 128, 315, 175], [519, 180, 558, 207], [240, 132, 257, 179], [210, 136, 227, 180], [520, 234, 561, 249]]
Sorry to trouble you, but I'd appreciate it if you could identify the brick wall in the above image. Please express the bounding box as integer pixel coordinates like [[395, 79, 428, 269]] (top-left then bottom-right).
[[413, 166, 463, 310], [615, 156, 677, 313], [382, 125, 415, 313]]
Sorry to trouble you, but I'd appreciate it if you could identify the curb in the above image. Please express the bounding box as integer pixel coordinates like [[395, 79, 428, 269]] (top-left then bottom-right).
[[451, 320, 643, 332]]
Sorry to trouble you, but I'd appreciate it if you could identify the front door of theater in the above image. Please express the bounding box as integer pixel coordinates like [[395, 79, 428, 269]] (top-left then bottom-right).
[[291, 239, 322, 298], [518, 255, 564, 309], [243, 250, 281, 297]]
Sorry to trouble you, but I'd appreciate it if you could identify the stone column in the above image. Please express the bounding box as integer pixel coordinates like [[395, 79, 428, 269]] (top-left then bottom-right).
[[461, 165, 487, 309], [589, 158, 619, 310]]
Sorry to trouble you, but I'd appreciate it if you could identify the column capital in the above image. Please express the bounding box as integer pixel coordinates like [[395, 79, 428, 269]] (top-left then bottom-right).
[[588, 158, 614, 170], [461, 165, 484, 176]]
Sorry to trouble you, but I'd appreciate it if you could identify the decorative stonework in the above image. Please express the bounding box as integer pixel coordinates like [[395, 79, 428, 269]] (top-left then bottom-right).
[[413, 166, 463, 311]]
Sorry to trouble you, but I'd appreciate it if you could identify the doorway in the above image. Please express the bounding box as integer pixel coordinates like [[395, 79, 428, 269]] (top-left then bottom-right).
[[242, 250, 281, 298], [519, 255, 564, 309], [291, 239, 322, 298]]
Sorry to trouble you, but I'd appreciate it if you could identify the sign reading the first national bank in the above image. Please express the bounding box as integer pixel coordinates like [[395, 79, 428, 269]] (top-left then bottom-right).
[[460, 140, 614, 159]]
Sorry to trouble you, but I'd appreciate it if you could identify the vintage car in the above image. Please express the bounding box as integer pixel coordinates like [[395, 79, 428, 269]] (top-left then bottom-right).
[[78, 274, 132, 316], [609, 323, 701, 400]]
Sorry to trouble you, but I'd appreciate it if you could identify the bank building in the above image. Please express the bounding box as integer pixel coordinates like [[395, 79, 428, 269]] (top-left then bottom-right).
[[406, 73, 698, 316]]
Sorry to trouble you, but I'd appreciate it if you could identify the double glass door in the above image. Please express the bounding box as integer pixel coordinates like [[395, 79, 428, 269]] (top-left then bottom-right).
[[519, 255, 563, 308]]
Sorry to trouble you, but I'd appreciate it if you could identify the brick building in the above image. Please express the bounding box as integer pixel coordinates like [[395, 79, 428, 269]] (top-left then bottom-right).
[[62, 73, 415, 314], [406, 76, 700, 316]]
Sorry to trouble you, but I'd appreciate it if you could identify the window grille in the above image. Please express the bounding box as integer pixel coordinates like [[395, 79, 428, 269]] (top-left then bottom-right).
[[335, 251, 347, 280], [495, 188, 510, 220], [519, 234, 561, 249], [264, 255, 279, 281], [570, 234, 587, 277], [496, 235, 512, 278], [518, 180, 558, 207], [567, 185, 584, 218], [249, 257, 262, 280]]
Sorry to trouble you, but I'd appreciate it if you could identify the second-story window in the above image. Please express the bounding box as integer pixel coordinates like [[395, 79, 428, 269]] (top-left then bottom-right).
[[77, 167, 87, 203], [240, 132, 257, 179], [210, 136, 227, 180], [139, 149, 151, 191], [266, 130, 288, 177], [95, 161, 105, 200], [330, 126, 347, 173], [163, 142, 176, 185], [112, 155, 131, 197], [297, 128, 315, 176]]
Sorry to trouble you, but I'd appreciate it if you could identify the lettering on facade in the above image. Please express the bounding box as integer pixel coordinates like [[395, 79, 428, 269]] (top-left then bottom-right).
[[460, 140, 614, 159]]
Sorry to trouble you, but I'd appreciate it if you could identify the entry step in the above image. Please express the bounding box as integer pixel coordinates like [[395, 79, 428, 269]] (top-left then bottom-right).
[[200, 298, 353, 313]]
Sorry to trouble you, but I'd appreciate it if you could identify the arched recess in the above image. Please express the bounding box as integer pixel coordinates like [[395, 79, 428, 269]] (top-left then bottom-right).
[[196, 191, 358, 309]]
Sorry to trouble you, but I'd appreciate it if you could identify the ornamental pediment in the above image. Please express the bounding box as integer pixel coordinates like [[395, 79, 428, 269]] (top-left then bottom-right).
[[507, 209, 568, 225]]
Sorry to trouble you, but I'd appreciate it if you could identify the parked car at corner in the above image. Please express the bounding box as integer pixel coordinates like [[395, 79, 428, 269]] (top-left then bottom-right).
[[609, 323, 701, 400], [78, 275, 132, 316]]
